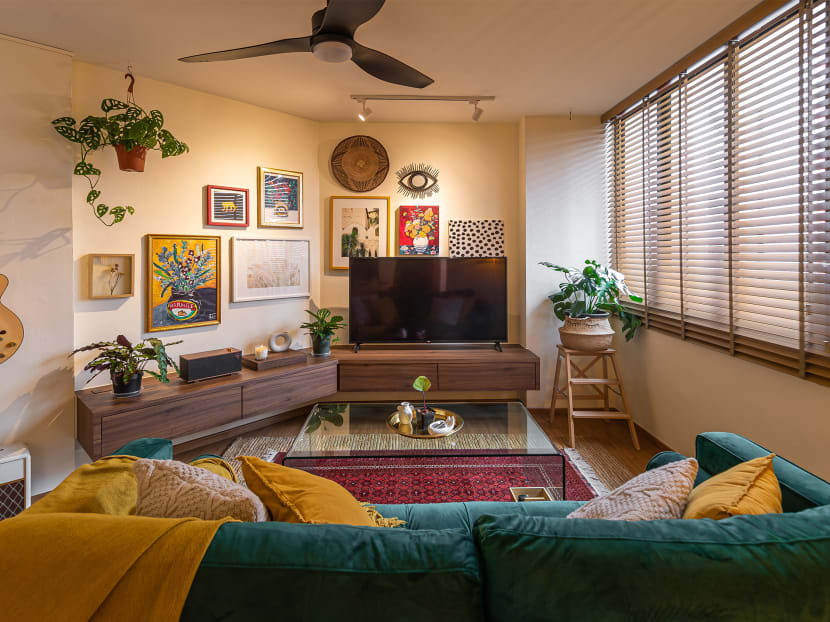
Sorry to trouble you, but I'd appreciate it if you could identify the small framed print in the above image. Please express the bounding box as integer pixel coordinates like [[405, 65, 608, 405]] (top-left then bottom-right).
[[206, 185, 249, 227], [231, 237, 311, 302], [258, 167, 303, 228], [330, 196, 390, 270]]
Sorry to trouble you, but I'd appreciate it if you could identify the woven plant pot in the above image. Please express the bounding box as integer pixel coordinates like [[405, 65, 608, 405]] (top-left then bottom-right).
[[558, 312, 615, 351]]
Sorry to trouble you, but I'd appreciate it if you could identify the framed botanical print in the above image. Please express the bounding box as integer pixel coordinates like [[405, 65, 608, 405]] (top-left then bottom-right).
[[399, 205, 439, 255], [146, 234, 221, 332], [230, 237, 311, 302], [206, 185, 248, 227], [329, 196, 390, 270], [258, 167, 303, 228]]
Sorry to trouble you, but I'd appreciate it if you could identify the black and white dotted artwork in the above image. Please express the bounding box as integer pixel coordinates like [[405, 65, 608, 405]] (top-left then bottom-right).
[[448, 219, 505, 257]]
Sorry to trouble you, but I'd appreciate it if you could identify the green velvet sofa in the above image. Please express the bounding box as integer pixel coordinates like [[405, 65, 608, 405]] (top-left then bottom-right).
[[114, 432, 830, 621]]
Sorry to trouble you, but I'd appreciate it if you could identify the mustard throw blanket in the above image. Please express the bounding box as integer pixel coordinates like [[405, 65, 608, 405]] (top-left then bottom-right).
[[0, 512, 229, 622]]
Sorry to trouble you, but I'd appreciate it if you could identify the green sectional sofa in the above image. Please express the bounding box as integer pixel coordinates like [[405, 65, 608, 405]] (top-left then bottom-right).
[[111, 432, 830, 621]]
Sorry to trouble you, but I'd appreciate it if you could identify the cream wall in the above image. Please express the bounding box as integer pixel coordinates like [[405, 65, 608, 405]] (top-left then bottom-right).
[[522, 116, 606, 409], [72, 63, 322, 394], [317, 122, 521, 344], [616, 321, 830, 480], [0, 36, 75, 494]]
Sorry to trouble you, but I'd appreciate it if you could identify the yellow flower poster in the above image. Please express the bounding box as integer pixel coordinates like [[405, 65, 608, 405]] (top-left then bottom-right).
[[146, 234, 220, 332], [399, 205, 438, 255]]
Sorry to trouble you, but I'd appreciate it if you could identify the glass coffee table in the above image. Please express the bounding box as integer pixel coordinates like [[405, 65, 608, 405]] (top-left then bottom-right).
[[283, 401, 565, 499]]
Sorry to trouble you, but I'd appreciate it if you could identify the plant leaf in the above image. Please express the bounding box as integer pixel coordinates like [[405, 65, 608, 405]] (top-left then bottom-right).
[[412, 375, 431, 392]]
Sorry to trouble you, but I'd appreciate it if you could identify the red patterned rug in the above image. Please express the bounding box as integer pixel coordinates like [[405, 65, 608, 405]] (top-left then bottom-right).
[[273, 453, 597, 503]]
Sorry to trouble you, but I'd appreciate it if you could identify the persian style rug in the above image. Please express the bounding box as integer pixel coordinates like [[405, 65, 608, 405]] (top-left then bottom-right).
[[222, 436, 608, 503]]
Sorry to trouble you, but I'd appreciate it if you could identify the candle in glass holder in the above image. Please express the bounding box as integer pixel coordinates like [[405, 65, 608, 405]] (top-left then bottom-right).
[[255, 345, 268, 361]]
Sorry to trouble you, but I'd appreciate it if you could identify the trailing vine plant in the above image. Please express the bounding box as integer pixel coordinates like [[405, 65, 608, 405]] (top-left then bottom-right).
[[52, 98, 188, 226]]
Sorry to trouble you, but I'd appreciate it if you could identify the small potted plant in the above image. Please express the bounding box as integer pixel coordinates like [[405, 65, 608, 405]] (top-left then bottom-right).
[[540, 259, 643, 351], [300, 308, 345, 356], [412, 375, 433, 419], [71, 334, 182, 397], [52, 99, 188, 226]]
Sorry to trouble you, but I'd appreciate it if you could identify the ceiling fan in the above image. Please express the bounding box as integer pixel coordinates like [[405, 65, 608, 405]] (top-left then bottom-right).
[[178, 0, 433, 89]]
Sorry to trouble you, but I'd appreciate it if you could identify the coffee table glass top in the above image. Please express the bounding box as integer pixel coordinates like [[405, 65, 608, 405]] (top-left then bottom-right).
[[285, 401, 559, 460]]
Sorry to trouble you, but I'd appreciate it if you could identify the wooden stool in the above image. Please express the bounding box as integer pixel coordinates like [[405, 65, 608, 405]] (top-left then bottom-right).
[[550, 345, 639, 450]]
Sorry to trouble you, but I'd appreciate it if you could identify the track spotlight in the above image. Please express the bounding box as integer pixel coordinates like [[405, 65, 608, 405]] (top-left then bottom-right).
[[471, 100, 483, 122], [358, 100, 373, 122]]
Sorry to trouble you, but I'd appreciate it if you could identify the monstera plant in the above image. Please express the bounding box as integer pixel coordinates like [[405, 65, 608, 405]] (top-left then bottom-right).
[[52, 99, 188, 226]]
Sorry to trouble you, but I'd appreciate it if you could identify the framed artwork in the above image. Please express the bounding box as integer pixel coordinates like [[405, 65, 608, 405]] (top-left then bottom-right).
[[448, 219, 505, 257], [146, 234, 221, 333], [399, 205, 439, 255], [329, 196, 390, 270], [87, 253, 134, 298], [206, 185, 248, 227], [258, 167, 303, 228], [231, 237, 311, 302]]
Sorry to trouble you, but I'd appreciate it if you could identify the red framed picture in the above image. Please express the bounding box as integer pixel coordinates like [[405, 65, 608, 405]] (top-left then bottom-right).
[[206, 185, 249, 227], [398, 205, 439, 255]]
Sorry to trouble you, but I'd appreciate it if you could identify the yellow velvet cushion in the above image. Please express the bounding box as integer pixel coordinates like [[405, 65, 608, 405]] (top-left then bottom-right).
[[683, 454, 783, 520], [238, 456, 378, 526], [188, 457, 238, 482]]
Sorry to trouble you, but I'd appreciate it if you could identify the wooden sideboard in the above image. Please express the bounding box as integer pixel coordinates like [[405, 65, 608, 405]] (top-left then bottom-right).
[[331, 344, 540, 392], [76, 352, 338, 459], [75, 344, 540, 458]]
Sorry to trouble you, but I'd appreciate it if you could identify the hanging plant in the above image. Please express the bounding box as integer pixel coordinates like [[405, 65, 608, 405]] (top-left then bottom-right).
[[51, 75, 189, 226]]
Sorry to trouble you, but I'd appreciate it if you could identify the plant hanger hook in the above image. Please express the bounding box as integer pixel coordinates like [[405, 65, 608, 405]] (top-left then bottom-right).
[[124, 66, 135, 105]]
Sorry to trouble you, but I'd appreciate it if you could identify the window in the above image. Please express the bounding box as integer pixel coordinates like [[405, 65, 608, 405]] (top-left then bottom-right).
[[607, 0, 830, 385]]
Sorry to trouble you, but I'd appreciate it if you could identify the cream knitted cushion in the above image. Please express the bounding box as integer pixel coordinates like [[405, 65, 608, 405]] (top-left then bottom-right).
[[133, 459, 267, 522], [567, 458, 698, 521]]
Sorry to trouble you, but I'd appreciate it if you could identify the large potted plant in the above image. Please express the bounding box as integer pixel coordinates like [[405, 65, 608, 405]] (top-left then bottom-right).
[[52, 99, 188, 226], [71, 334, 182, 397], [540, 259, 643, 351], [300, 308, 345, 357]]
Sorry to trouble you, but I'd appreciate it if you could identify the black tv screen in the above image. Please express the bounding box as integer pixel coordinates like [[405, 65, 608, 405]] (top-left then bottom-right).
[[349, 257, 507, 344]]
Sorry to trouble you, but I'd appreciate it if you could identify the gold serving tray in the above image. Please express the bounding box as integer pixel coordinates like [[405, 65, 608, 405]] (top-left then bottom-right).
[[387, 407, 464, 439]]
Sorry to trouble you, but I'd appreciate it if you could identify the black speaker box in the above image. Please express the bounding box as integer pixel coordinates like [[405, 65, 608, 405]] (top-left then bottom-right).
[[179, 348, 242, 382]]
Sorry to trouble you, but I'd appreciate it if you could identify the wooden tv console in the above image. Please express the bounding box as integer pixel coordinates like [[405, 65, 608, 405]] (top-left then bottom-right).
[[332, 344, 540, 392], [75, 344, 538, 459]]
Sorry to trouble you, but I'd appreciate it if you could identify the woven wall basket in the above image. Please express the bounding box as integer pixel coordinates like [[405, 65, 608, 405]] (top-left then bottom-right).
[[330, 135, 389, 192]]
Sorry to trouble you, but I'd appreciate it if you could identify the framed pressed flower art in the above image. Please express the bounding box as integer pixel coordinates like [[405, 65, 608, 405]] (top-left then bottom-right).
[[146, 234, 221, 332]]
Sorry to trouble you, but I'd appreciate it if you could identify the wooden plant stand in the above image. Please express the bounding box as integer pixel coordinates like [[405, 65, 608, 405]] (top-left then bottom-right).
[[550, 345, 639, 450]]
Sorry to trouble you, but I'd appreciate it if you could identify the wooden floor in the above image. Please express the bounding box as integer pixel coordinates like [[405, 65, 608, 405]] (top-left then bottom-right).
[[176, 407, 671, 490]]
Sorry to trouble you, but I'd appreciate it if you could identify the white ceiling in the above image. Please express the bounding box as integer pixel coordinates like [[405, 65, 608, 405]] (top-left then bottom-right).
[[2, 0, 759, 123]]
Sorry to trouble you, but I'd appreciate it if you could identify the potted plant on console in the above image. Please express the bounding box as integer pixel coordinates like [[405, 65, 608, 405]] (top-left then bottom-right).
[[71, 334, 182, 397], [540, 259, 642, 351], [300, 308, 345, 357]]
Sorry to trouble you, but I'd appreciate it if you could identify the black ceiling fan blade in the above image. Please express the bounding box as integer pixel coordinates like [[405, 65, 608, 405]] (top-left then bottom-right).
[[179, 36, 311, 63], [319, 0, 385, 36], [351, 43, 433, 88]]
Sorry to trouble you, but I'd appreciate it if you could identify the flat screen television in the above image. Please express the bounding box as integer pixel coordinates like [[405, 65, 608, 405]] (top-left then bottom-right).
[[349, 257, 507, 344]]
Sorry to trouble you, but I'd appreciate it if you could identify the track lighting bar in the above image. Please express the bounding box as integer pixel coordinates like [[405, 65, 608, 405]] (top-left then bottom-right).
[[352, 95, 495, 122]]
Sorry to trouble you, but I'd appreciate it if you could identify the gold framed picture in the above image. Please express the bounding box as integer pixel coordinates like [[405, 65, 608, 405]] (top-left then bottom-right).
[[146, 234, 221, 333], [329, 196, 390, 271], [87, 253, 134, 299], [258, 167, 303, 228]]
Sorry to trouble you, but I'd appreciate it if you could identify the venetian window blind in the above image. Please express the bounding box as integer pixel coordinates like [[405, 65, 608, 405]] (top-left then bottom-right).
[[606, 0, 830, 385]]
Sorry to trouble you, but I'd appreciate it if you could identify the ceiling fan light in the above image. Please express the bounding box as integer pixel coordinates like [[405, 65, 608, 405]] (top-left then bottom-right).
[[312, 40, 353, 63]]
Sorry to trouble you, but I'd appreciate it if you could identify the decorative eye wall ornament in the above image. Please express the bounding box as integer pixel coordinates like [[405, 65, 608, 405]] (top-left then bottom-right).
[[395, 163, 440, 199]]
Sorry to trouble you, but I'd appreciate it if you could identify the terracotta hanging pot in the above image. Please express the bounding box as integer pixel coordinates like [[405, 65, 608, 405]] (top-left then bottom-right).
[[114, 144, 147, 172], [558, 312, 615, 351]]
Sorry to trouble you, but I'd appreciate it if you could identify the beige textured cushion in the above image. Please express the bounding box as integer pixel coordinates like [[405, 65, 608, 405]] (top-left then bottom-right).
[[567, 458, 698, 521], [133, 459, 266, 522]]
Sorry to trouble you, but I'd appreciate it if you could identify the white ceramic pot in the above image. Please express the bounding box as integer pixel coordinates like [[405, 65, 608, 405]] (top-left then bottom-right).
[[558, 312, 615, 351]]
